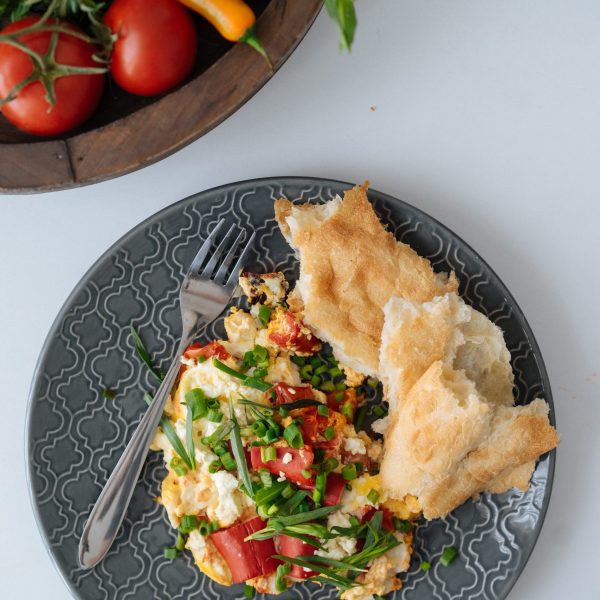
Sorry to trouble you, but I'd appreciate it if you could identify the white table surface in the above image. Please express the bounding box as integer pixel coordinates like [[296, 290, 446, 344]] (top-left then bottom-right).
[[2, 1, 599, 598]]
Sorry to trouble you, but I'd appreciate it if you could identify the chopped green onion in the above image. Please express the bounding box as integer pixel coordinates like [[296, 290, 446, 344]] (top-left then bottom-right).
[[280, 490, 307, 515], [323, 425, 335, 441], [196, 355, 207, 364], [261, 446, 277, 462], [321, 457, 339, 472], [301, 469, 312, 479], [335, 391, 344, 401], [259, 468, 273, 488], [243, 584, 255, 598], [393, 517, 412, 533], [349, 515, 360, 527], [340, 402, 354, 420], [264, 428, 280, 443], [253, 367, 268, 379], [179, 515, 199, 533], [367, 377, 379, 389], [212, 358, 246, 380], [203, 421, 234, 448], [198, 520, 211, 536], [329, 366, 343, 378], [281, 484, 295, 499], [354, 404, 368, 431], [317, 404, 329, 417], [313, 471, 327, 506], [335, 382, 346, 391], [214, 441, 228, 456], [229, 399, 254, 499], [175, 532, 186, 552], [314, 364, 328, 376], [290, 355, 305, 366], [275, 563, 291, 593], [373, 405, 388, 418], [267, 503, 280, 516], [220, 451, 236, 471], [102, 388, 116, 400], [209, 521, 220, 533], [367, 489, 380, 504], [278, 406, 289, 418], [309, 356, 322, 368], [310, 374, 322, 387], [320, 380, 335, 392], [184, 388, 208, 420], [252, 420, 268, 437], [345, 483, 352, 491], [208, 460, 222, 473], [283, 422, 304, 449], [420, 560, 431, 571], [342, 464, 357, 481], [170, 457, 189, 477], [440, 546, 459, 566], [207, 397, 220, 410], [258, 305, 272, 327], [253, 344, 269, 362], [300, 364, 313, 379], [206, 409, 223, 423], [163, 546, 179, 559]]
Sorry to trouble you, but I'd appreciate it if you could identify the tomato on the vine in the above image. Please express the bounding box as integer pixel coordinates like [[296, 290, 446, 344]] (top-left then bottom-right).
[[104, 0, 197, 96], [0, 17, 106, 136]]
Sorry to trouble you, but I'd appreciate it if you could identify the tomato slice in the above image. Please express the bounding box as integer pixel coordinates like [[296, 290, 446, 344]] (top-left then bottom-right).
[[268, 312, 322, 354], [323, 472, 346, 507], [183, 341, 230, 361], [210, 517, 280, 583], [359, 507, 395, 532], [277, 534, 316, 579], [250, 446, 314, 487], [272, 383, 314, 405]]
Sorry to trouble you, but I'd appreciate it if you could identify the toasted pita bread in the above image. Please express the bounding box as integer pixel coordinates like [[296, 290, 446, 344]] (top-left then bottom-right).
[[379, 294, 559, 519], [274, 185, 457, 376]]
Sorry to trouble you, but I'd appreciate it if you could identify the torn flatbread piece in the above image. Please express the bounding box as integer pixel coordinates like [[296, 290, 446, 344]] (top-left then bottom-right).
[[274, 184, 457, 377], [379, 293, 559, 519]]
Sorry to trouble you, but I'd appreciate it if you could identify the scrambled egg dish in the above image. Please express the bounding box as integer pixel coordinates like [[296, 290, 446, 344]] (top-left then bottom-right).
[[150, 272, 420, 598]]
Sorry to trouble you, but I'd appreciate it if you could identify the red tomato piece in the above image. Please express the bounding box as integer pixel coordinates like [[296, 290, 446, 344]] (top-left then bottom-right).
[[104, 0, 197, 96], [323, 472, 346, 507], [250, 446, 314, 487], [277, 534, 316, 579], [272, 383, 314, 405], [210, 517, 280, 583], [268, 312, 322, 354], [183, 341, 230, 361], [360, 507, 395, 532], [0, 17, 105, 136]]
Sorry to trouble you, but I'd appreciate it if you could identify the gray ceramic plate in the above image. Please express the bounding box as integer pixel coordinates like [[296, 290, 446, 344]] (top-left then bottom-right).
[[26, 177, 556, 600]]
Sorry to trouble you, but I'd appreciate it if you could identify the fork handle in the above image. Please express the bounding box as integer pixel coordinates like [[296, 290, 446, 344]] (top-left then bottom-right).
[[78, 342, 188, 569]]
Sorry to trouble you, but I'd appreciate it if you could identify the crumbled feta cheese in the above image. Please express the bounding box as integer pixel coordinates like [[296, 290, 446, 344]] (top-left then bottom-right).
[[344, 436, 367, 455], [282, 452, 293, 464]]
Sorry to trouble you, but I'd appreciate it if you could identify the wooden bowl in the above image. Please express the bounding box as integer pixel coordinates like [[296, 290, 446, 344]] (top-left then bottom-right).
[[0, 0, 322, 193]]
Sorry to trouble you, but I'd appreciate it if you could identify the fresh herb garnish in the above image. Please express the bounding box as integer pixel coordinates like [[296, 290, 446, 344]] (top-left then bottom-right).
[[130, 325, 164, 382], [144, 393, 193, 470], [229, 398, 254, 499], [102, 387, 116, 400], [440, 546, 459, 566], [213, 358, 272, 392]]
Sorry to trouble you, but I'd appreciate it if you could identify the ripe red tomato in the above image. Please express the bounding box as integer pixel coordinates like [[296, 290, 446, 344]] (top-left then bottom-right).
[[0, 17, 105, 136], [104, 0, 197, 96]]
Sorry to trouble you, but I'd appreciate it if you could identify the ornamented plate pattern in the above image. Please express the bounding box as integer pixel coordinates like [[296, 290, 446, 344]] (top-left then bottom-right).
[[26, 177, 555, 600]]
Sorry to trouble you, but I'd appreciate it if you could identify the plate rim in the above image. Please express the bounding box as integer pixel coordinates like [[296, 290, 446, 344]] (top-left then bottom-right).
[[25, 175, 556, 599]]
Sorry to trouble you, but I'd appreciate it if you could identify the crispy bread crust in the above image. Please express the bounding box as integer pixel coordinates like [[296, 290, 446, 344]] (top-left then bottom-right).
[[379, 295, 559, 519], [274, 185, 457, 376]]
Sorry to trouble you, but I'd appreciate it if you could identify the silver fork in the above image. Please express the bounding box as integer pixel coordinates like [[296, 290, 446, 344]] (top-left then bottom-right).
[[78, 219, 255, 569]]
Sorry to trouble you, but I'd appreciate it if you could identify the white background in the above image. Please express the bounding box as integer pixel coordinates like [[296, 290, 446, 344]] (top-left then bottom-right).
[[2, 1, 599, 598]]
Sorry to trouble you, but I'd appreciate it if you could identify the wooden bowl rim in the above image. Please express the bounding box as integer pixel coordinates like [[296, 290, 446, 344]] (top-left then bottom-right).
[[0, 0, 323, 194]]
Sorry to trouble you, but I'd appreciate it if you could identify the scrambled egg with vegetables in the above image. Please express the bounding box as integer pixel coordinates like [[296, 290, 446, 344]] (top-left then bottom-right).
[[150, 272, 420, 598]]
